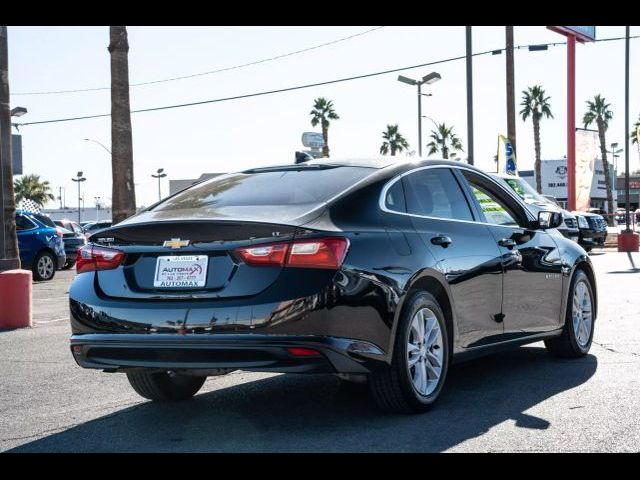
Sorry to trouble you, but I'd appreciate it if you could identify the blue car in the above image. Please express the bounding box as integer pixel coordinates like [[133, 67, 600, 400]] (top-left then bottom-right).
[[15, 209, 66, 281]]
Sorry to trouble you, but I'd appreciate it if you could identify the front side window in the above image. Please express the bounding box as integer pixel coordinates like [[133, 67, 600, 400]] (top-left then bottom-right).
[[402, 168, 473, 221], [468, 184, 519, 227]]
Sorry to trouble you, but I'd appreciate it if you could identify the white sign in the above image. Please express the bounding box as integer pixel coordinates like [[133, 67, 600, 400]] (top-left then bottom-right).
[[301, 132, 325, 149], [154, 255, 208, 288], [521, 159, 615, 205]]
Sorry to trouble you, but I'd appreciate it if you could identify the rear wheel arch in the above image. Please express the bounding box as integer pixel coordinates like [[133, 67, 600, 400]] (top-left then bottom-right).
[[390, 274, 455, 361]]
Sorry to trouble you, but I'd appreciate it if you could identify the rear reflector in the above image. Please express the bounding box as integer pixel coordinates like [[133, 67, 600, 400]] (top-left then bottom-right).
[[235, 237, 349, 269], [76, 244, 124, 274], [286, 347, 321, 357]]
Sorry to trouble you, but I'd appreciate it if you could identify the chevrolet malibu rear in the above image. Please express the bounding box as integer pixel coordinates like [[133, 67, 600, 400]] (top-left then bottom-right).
[[69, 163, 389, 401], [70, 159, 594, 412]]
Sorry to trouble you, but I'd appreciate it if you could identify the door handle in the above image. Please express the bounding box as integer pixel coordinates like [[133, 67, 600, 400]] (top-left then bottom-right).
[[498, 238, 517, 249], [430, 235, 452, 248]]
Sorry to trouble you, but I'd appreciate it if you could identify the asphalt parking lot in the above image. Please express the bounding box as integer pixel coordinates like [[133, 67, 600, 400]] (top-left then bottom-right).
[[1, 250, 639, 452]]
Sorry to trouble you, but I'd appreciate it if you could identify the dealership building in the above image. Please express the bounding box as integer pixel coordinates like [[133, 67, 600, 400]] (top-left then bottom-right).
[[615, 175, 640, 210], [519, 158, 616, 211]]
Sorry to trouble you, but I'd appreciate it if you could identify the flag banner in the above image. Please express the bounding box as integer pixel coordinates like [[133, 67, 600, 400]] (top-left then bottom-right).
[[575, 129, 599, 212], [18, 198, 42, 214], [497, 134, 518, 175]]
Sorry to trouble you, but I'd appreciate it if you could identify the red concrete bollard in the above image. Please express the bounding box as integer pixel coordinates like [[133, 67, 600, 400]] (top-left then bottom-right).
[[618, 231, 640, 253], [0, 269, 33, 329]]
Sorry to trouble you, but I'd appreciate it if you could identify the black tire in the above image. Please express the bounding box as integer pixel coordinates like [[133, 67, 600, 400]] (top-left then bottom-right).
[[545, 270, 595, 358], [61, 259, 76, 270], [32, 251, 56, 281], [583, 245, 593, 253], [369, 291, 450, 413], [126, 371, 206, 401]]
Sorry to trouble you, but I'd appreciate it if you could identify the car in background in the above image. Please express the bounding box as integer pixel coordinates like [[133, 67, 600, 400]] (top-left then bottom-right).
[[571, 211, 608, 252], [490, 174, 579, 242], [15, 210, 66, 281], [81, 220, 113, 239], [54, 219, 87, 269]]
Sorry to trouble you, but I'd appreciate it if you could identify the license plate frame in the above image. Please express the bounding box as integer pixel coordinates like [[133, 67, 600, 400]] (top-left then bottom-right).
[[153, 255, 209, 288]]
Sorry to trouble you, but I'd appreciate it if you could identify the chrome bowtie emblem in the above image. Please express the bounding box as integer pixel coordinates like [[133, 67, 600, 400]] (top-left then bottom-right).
[[163, 238, 190, 249]]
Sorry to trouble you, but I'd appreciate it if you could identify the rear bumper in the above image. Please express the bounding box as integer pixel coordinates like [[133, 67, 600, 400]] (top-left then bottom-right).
[[70, 333, 385, 374]]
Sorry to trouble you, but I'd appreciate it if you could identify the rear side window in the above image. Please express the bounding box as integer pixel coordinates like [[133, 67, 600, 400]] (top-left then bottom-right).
[[402, 168, 473, 221], [153, 166, 373, 213], [384, 180, 406, 213]]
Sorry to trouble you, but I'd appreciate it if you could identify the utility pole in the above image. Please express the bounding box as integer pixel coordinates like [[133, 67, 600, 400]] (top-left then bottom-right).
[[505, 26, 517, 158], [466, 26, 474, 165], [0, 26, 19, 271]]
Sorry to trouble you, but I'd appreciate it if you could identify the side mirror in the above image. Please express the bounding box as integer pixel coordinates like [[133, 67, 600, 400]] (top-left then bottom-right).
[[538, 211, 563, 229]]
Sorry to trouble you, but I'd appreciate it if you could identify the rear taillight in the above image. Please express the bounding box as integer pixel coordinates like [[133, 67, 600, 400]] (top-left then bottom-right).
[[76, 245, 124, 274], [235, 237, 349, 270]]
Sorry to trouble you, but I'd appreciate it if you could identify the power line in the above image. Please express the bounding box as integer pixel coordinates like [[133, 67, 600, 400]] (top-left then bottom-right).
[[12, 26, 386, 96], [15, 35, 640, 127]]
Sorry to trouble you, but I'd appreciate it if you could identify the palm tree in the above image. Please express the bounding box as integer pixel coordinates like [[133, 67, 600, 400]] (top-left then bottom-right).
[[426, 123, 463, 159], [583, 94, 614, 223], [310, 97, 339, 158], [631, 116, 640, 145], [380, 124, 410, 156], [109, 26, 137, 224], [520, 85, 553, 193], [13, 174, 54, 207]]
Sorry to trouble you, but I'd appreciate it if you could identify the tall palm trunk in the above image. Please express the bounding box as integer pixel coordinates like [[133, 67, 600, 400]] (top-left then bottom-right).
[[442, 143, 449, 159], [533, 117, 542, 193], [321, 124, 329, 158], [390, 145, 396, 156], [597, 116, 614, 224], [109, 26, 136, 224], [0, 26, 19, 270]]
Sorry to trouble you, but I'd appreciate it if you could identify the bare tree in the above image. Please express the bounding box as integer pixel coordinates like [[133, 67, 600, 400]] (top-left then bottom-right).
[[109, 26, 136, 223]]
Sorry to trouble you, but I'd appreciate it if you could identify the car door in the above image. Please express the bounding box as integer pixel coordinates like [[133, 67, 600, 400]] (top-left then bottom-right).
[[400, 167, 506, 348], [459, 170, 564, 336], [15, 214, 36, 265]]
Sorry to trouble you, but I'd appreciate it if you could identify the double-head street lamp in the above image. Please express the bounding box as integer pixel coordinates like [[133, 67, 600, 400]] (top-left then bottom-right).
[[151, 168, 167, 202], [398, 72, 441, 156], [71, 171, 86, 224]]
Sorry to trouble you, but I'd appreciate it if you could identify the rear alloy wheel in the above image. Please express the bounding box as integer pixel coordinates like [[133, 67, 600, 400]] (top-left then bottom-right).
[[545, 270, 594, 358], [32, 251, 56, 281], [126, 371, 206, 401], [369, 291, 449, 413]]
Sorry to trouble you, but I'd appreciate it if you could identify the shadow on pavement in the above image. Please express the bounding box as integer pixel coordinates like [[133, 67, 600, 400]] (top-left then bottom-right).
[[9, 346, 597, 452]]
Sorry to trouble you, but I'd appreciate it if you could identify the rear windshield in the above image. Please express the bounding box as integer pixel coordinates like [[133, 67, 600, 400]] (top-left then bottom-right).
[[33, 213, 57, 228], [152, 166, 373, 214]]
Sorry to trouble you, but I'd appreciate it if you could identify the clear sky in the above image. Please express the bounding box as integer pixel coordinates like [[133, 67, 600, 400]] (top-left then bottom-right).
[[7, 25, 640, 210]]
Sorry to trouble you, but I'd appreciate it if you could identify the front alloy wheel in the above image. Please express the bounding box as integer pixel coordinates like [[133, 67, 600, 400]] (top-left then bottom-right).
[[545, 269, 595, 357]]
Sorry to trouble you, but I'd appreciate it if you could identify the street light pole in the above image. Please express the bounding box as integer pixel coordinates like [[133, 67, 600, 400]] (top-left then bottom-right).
[[151, 168, 167, 202], [398, 72, 441, 157], [84, 138, 111, 155], [71, 171, 86, 224]]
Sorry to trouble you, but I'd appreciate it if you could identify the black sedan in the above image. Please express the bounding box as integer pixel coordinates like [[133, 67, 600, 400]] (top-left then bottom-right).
[[69, 159, 597, 413]]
